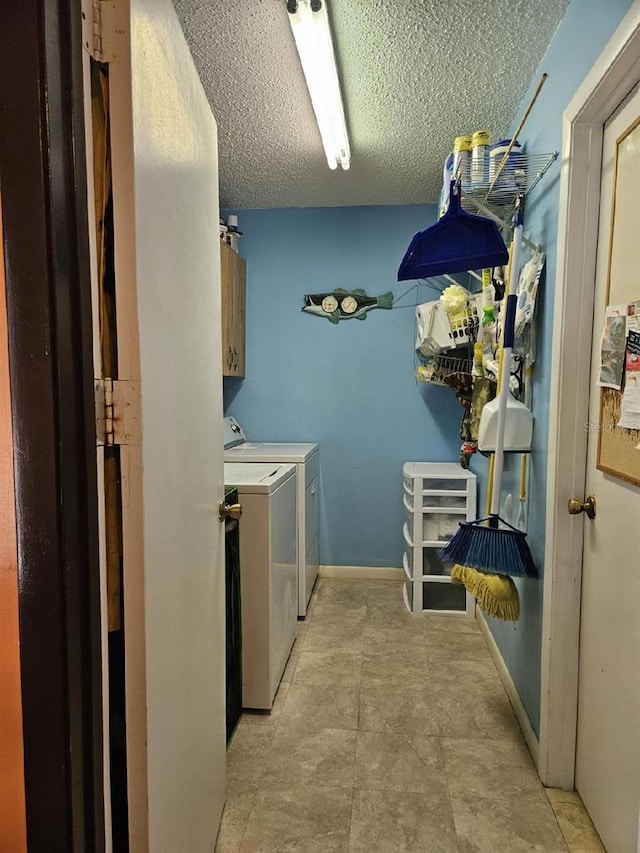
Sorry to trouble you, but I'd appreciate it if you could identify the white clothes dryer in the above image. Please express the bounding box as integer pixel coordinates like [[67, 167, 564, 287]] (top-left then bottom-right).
[[224, 461, 297, 710], [224, 417, 319, 617]]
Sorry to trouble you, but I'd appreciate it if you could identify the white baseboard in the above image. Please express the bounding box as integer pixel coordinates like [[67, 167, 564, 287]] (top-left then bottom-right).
[[475, 609, 540, 768], [318, 565, 404, 581]]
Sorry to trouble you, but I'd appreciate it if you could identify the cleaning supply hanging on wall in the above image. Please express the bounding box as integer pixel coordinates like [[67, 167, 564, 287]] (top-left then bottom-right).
[[439, 198, 537, 579], [451, 564, 520, 621], [476, 248, 544, 452], [450, 398, 521, 622], [397, 180, 509, 281], [301, 287, 393, 323], [514, 248, 545, 364]]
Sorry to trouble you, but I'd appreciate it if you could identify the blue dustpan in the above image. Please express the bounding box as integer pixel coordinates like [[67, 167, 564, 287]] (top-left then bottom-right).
[[398, 181, 509, 281]]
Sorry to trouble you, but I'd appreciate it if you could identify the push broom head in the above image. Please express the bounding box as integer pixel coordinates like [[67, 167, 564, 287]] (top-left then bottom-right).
[[439, 515, 537, 579]]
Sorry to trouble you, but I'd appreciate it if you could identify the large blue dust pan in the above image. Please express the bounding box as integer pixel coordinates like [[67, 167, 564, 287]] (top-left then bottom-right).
[[397, 181, 509, 281]]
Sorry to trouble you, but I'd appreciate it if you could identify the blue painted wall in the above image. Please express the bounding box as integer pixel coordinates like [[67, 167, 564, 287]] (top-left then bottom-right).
[[472, 0, 635, 735], [222, 205, 464, 567], [224, 0, 635, 738]]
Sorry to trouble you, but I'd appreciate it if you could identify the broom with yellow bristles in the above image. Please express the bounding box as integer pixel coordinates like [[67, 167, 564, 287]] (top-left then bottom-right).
[[450, 446, 520, 622]]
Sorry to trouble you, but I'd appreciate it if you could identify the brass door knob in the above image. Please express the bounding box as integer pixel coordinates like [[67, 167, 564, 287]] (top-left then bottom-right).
[[218, 501, 243, 521], [568, 495, 596, 520]]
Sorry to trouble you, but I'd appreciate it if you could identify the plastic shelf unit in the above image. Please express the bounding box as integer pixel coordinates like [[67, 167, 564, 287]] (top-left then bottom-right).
[[402, 462, 477, 617]]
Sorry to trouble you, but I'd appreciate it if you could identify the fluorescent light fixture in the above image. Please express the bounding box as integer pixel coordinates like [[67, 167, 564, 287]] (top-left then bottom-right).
[[287, 0, 350, 170]]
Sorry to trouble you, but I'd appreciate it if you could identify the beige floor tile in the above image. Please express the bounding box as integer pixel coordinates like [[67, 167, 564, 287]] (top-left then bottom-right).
[[366, 583, 405, 606], [424, 630, 492, 662], [365, 594, 419, 627], [226, 577, 547, 851], [442, 737, 546, 801], [433, 683, 522, 740], [226, 724, 275, 786], [429, 657, 504, 691], [299, 611, 366, 653], [215, 787, 257, 853], [550, 801, 606, 853], [354, 730, 448, 795], [358, 684, 440, 737], [290, 633, 306, 655], [349, 788, 459, 853], [545, 787, 584, 806], [262, 726, 357, 788], [366, 593, 409, 618], [279, 683, 360, 732], [361, 648, 430, 688], [309, 599, 368, 617], [239, 784, 352, 853], [451, 795, 568, 852], [279, 651, 298, 685], [362, 622, 426, 654], [420, 613, 481, 634], [365, 578, 403, 594], [292, 649, 363, 688], [312, 579, 369, 608]]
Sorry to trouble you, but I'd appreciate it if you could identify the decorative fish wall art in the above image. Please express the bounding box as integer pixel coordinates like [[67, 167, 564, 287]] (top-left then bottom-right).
[[302, 288, 394, 323]]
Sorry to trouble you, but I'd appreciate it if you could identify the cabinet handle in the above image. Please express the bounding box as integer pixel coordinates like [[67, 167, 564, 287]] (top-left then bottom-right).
[[227, 346, 234, 371], [232, 348, 238, 368]]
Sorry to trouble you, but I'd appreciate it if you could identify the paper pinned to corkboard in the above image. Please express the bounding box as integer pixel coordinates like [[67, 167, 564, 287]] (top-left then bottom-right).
[[596, 116, 640, 486]]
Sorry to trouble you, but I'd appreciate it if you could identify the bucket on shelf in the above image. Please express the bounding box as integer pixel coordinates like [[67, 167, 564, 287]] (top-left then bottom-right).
[[489, 139, 524, 197]]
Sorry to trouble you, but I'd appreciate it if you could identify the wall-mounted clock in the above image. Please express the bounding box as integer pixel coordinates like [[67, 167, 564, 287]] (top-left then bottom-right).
[[341, 295, 358, 314], [322, 295, 339, 313]]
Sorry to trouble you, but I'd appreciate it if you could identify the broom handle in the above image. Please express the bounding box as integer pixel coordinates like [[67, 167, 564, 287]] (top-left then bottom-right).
[[490, 210, 523, 518], [483, 73, 548, 201]]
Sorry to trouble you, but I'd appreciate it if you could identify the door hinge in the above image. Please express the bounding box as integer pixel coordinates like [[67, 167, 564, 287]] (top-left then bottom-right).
[[95, 379, 141, 446], [82, 0, 127, 63]]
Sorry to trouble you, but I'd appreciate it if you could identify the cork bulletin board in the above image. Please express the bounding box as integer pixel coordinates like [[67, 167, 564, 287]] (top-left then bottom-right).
[[597, 114, 640, 486]]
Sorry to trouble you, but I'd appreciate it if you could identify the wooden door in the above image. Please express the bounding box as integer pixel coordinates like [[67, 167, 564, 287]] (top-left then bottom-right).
[[97, 0, 227, 849], [575, 86, 640, 853]]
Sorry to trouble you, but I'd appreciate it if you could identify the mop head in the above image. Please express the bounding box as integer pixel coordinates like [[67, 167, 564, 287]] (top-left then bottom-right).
[[451, 564, 520, 622], [439, 515, 537, 579]]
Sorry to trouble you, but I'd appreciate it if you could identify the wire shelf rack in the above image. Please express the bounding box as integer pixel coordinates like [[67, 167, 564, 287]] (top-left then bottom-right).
[[459, 151, 558, 220], [416, 354, 473, 387]]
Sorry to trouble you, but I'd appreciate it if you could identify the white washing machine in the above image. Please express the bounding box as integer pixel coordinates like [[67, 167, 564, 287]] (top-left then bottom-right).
[[224, 461, 297, 710], [224, 417, 319, 617]]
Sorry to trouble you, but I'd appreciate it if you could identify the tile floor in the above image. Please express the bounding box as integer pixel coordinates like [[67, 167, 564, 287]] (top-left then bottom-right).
[[217, 578, 604, 853]]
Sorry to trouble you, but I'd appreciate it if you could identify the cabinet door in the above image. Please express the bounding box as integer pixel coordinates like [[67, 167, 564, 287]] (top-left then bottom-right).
[[220, 241, 246, 376], [233, 252, 246, 375]]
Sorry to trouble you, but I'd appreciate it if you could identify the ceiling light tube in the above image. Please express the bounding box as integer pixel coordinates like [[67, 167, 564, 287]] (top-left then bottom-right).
[[287, 0, 351, 170]]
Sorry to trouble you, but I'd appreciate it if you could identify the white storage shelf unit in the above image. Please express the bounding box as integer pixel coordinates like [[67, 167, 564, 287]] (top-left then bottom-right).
[[402, 462, 477, 616]]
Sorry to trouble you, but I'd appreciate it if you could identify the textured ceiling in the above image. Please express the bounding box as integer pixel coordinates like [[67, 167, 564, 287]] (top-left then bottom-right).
[[173, 0, 570, 209]]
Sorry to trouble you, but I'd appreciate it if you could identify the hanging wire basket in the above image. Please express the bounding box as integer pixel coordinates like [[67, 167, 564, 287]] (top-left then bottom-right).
[[460, 151, 558, 219], [416, 353, 473, 387]]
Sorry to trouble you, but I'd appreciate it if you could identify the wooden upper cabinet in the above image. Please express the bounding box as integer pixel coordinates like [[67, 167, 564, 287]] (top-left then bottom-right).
[[220, 240, 246, 377]]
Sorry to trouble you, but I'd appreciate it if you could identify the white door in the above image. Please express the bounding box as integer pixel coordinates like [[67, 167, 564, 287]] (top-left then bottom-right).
[[99, 1, 226, 850], [576, 86, 640, 853]]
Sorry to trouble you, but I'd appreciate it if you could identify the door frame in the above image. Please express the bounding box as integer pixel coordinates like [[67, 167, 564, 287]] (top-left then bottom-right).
[[0, 1, 104, 850], [539, 0, 640, 789]]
